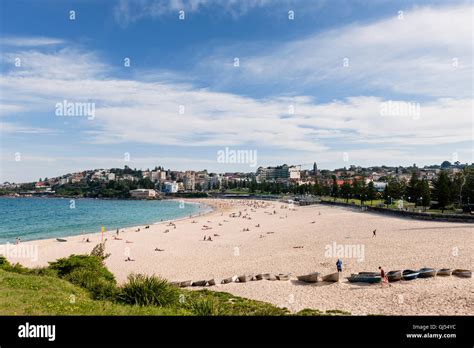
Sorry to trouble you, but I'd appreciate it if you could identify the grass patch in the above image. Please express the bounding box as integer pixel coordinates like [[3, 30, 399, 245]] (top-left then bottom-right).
[[117, 274, 180, 307], [48, 254, 117, 300]]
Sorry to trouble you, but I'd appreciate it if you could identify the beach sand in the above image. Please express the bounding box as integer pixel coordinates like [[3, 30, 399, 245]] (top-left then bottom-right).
[[4, 199, 473, 315]]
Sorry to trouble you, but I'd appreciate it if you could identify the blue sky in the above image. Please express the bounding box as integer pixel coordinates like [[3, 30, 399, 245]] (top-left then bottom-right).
[[0, 0, 472, 182]]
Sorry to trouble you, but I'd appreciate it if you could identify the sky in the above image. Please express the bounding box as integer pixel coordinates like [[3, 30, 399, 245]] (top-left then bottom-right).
[[0, 0, 472, 182]]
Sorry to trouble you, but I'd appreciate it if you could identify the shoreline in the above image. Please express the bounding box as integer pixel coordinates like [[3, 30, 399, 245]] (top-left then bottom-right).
[[2, 198, 472, 315], [0, 198, 215, 245]]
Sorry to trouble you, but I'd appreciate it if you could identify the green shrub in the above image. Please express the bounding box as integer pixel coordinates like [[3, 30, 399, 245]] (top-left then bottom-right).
[[0, 256, 29, 274], [48, 254, 115, 282], [65, 267, 117, 300], [90, 242, 111, 260], [0, 256, 10, 267], [117, 274, 180, 307], [188, 297, 221, 316], [28, 267, 58, 277], [295, 308, 323, 316], [48, 254, 116, 300]]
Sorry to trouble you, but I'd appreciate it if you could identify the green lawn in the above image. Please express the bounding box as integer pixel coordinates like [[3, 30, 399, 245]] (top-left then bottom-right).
[[319, 196, 462, 214]]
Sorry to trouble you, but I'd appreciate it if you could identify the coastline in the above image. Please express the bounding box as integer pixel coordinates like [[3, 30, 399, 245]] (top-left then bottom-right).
[[0, 197, 214, 244], [2, 198, 472, 315]]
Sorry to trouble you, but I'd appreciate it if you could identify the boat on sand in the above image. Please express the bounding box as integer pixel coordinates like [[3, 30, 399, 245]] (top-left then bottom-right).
[[322, 272, 339, 282], [276, 273, 290, 281], [436, 268, 452, 276], [452, 269, 472, 278], [179, 280, 192, 287], [192, 280, 207, 286], [347, 274, 381, 283], [402, 270, 419, 280], [418, 268, 437, 278], [296, 272, 321, 283], [237, 275, 252, 283], [386, 270, 402, 282]]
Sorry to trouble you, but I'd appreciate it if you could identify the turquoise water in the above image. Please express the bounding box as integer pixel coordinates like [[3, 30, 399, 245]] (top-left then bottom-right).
[[0, 197, 209, 244]]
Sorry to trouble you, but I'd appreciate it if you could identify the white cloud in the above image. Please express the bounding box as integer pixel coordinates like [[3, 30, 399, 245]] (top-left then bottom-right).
[[114, 0, 274, 25], [0, 36, 64, 47], [199, 3, 473, 98], [0, 121, 56, 135]]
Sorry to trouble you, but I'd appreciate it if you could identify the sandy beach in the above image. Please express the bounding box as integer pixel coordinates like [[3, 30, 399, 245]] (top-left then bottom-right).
[[4, 199, 473, 315]]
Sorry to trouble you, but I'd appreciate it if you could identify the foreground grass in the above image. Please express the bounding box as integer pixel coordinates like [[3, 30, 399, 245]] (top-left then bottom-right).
[[0, 269, 190, 315], [0, 252, 350, 316]]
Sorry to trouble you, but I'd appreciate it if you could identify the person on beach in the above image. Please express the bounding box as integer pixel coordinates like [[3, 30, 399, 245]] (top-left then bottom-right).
[[373, 229, 377, 237], [379, 266, 388, 286], [336, 259, 343, 272], [116, 228, 119, 236]]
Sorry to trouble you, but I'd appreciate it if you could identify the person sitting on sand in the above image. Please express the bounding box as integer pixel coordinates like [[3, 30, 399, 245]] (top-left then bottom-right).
[[203, 235, 206, 241], [207, 236, 212, 241], [86, 238, 91, 243], [373, 229, 377, 238], [336, 259, 343, 273], [125, 256, 135, 262]]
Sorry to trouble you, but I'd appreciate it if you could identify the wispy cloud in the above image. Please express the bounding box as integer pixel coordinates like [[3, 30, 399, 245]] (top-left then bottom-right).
[[196, 3, 473, 98], [1, 43, 470, 152], [0, 121, 56, 135], [0, 36, 64, 47], [114, 0, 278, 25]]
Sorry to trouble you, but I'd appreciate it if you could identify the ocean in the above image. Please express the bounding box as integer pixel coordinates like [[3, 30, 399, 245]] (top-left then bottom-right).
[[0, 197, 209, 244]]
